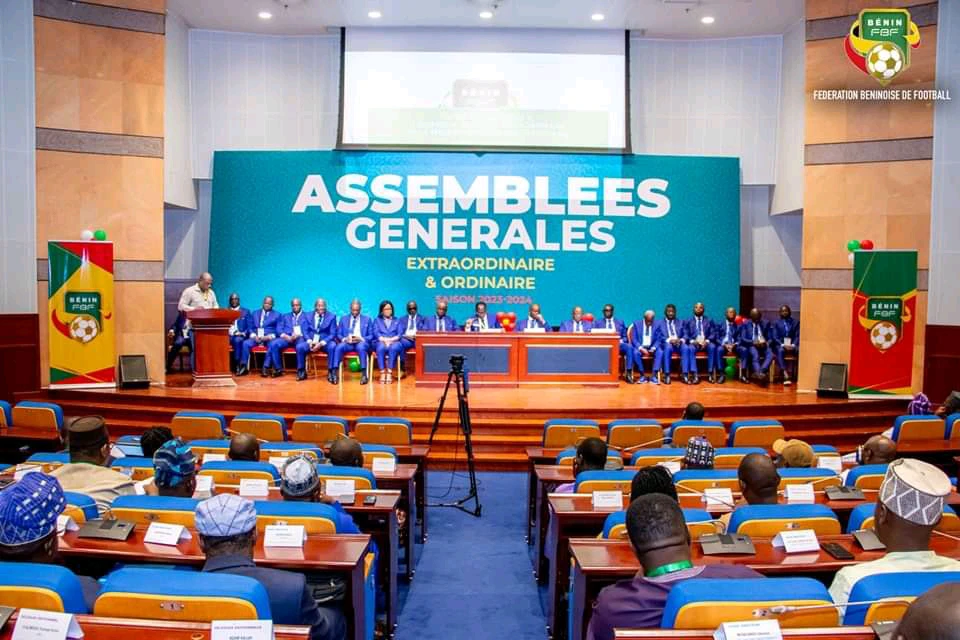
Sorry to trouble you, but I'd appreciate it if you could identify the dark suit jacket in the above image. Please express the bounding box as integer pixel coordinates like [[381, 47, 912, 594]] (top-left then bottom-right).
[[203, 553, 345, 640]]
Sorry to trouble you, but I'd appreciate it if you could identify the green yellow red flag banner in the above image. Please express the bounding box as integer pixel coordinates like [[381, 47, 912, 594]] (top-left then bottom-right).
[[47, 241, 115, 388], [849, 250, 917, 398]]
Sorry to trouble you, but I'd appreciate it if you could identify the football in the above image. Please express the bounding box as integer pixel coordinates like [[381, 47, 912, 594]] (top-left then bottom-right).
[[870, 320, 898, 351], [866, 42, 904, 84], [69, 315, 99, 344]]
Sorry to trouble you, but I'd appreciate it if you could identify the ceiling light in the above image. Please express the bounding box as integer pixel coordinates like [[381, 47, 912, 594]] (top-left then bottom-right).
[[479, 10, 493, 19], [258, 10, 272, 19], [591, 13, 605, 21], [368, 10, 382, 19], [701, 16, 715, 24]]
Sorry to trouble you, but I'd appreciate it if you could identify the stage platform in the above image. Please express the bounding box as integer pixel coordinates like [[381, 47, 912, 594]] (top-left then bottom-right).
[[21, 372, 910, 470]]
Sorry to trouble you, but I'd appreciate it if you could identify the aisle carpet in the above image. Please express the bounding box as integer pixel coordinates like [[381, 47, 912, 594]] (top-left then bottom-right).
[[396, 471, 546, 639]]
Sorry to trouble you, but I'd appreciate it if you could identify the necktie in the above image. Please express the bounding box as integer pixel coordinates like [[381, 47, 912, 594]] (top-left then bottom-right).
[[479, 316, 485, 330], [408, 316, 414, 332], [315, 314, 319, 330], [528, 318, 533, 329], [576, 321, 581, 332], [669, 320, 675, 337], [351, 317, 358, 334], [607, 319, 613, 330], [754, 324, 759, 340], [697, 317, 702, 336], [259, 313, 264, 328], [725, 323, 731, 341], [439, 317, 444, 332]]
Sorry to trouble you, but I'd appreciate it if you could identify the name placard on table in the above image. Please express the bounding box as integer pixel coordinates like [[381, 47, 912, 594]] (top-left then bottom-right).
[[372, 457, 397, 473], [704, 488, 734, 508], [210, 620, 273, 640], [11, 608, 83, 640], [193, 474, 215, 497], [592, 491, 622, 509], [144, 522, 192, 546], [203, 453, 227, 463], [772, 529, 820, 553], [714, 619, 782, 640], [817, 456, 843, 473], [263, 524, 306, 548], [325, 479, 356, 501], [785, 483, 815, 504], [239, 479, 270, 498]]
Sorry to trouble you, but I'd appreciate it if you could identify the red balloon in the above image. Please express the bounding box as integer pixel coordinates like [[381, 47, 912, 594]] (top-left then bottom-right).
[[507, 311, 517, 322], [502, 320, 514, 332], [495, 311, 506, 321], [860, 239, 874, 250], [735, 315, 744, 325], [582, 313, 595, 323]]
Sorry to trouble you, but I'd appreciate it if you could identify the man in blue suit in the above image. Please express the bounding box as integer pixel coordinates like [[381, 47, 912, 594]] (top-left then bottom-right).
[[197, 494, 345, 640], [226, 293, 250, 374], [682, 302, 716, 385], [464, 301, 499, 332], [772, 304, 800, 386], [268, 298, 309, 379], [658, 304, 685, 385], [522, 303, 552, 331], [712, 306, 743, 384], [238, 296, 280, 377], [299, 298, 337, 384], [739, 307, 773, 385], [594, 304, 634, 384], [165, 311, 193, 373], [396, 301, 423, 376], [558, 306, 587, 333], [332, 299, 373, 385], [423, 301, 458, 332], [630, 310, 662, 385]]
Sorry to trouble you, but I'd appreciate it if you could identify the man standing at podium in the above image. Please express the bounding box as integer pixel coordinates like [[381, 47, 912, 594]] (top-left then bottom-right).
[[167, 272, 218, 374]]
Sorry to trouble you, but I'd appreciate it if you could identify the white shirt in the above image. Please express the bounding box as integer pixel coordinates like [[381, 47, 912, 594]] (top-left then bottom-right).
[[829, 551, 960, 615], [695, 316, 704, 338], [229, 306, 242, 335], [605, 319, 614, 331], [350, 316, 362, 338], [574, 321, 583, 333], [291, 312, 302, 337], [406, 315, 418, 335], [477, 315, 487, 330], [667, 319, 677, 339], [642, 323, 653, 347], [177, 284, 218, 312]]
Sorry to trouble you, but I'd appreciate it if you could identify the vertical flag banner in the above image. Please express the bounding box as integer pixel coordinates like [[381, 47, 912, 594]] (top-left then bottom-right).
[[849, 250, 917, 398], [47, 241, 115, 388]]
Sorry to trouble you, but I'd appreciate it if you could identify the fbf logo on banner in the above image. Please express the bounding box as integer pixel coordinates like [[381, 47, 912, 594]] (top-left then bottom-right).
[[209, 151, 740, 321], [844, 8, 921, 85]]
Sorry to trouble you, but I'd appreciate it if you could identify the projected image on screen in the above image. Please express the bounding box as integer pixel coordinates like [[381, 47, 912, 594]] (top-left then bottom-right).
[[341, 28, 627, 150]]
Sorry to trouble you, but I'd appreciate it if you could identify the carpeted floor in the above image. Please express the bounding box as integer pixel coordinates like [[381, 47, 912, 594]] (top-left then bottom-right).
[[395, 471, 547, 639]]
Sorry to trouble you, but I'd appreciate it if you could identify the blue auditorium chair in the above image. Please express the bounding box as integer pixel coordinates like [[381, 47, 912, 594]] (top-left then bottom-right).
[[728, 419, 785, 447], [673, 469, 740, 492], [812, 444, 840, 458], [187, 439, 231, 458], [171, 410, 227, 440], [726, 504, 841, 536], [199, 460, 280, 485], [360, 443, 398, 462], [946, 413, 960, 440], [844, 464, 889, 490], [232, 413, 287, 441], [601, 508, 716, 541], [713, 447, 767, 469], [253, 501, 341, 533], [666, 420, 726, 448], [778, 467, 841, 488], [64, 492, 99, 523], [316, 464, 377, 490], [12, 401, 64, 434], [290, 415, 349, 443], [847, 502, 960, 533], [661, 578, 838, 628], [606, 419, 663, 449], [891, 414, 945, 442], [0, 400, 11, 427], [354, 417, 412, 445], [26, 452, 70, 467], [261, 442, 325, 462], [628, 448, 684, 467], [843, 572, 960, 625], [110, 495, 199, 527], [114, 435, 144, 457], [94, 568, 271, 621], [573, 470, 635, 494], [0, 562, 91, 613], [542, 418, 601, 448], [109, 456, 155, 481], [557, 447, 625, 467]]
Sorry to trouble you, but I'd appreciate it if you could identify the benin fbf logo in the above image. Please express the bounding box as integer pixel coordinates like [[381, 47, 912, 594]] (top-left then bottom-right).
[[844, 8, 920, 85]]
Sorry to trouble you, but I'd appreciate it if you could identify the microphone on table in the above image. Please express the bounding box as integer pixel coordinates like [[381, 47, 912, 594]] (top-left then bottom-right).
[[777, 475, 853, 495], [931, 529, 960, 543], [753, 597, 912, 619], [674, 483, 739, 509]]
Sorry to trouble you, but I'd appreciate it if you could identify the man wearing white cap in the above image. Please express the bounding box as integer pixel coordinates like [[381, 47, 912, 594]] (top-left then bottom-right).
[[828, 458, 960, 610]]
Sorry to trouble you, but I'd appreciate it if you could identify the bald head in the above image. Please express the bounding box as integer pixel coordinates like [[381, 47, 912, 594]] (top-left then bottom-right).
[[863, 435, 897, 465], [228, 433, 260, 461], [896, 583, 960, 640], [198, 272, 213, 291], [738, 453, 780, 504], [329, 437, 363, 467]]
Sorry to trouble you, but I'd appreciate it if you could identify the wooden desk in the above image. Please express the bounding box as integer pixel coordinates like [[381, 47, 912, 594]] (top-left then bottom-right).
[[415, 332, 621, 387], [1, 613, 310, 639], [568, 535, 960, 640], [369, 464, 418, 581], [614, 629, 875, 639], [58, 528, 371, 640], [0, 426, 62, 463]]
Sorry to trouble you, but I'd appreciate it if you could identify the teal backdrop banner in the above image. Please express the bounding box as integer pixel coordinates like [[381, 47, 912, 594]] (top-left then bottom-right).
[[209, 150, 740, 322]]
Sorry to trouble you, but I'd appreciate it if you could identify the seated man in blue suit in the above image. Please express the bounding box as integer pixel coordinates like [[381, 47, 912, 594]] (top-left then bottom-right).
[[739, 307, 773, 385], [268, 298, 309, 379], [196, 494, 345, 640], [238, 296, 280, 377], [398, 300, 423, 364], [658, 304, 685, 385], [332, 299, 373, 385], [464, 301, 499, 332], [682, 302, 716, 385], [594, 304, 634, 384], [165, 311, 193, 373], [558, 306, 589, 333], [631, 310, 663, 385], [522, 303, 552, 332], [299, 298, 337, 384], [712, 306, 743, 385], [772, 304, 800, 386], [423, 301, 458, 332], [226, 293, 250, 374]]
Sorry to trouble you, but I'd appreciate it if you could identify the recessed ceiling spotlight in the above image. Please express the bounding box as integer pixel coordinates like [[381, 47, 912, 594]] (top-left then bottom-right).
[[591, 13, 605, 21], [258, 10, 272, 19], [479, 10, 493, 19], [368, 10, 382, 19], [701, 16, 715, 24]]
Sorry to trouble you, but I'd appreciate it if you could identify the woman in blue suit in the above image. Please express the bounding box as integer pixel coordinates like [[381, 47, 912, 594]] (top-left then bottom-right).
[[373, 300, 403, 383]]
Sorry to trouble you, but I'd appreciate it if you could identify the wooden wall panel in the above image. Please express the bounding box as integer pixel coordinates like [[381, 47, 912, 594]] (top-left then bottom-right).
[[807, 0, 933, 20], [83, 0, 166, 12], [34, 17, 164, 137], [35, 150, 163, 262], [924, 325, 960, 405], [0, 314, 41, 402], [797, 289, 853, 389], [115, 281, 165, 383]]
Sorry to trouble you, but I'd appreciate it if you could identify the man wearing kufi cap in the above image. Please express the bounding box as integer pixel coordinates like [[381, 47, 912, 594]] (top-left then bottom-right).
[[829, 458, 960, 611], [0, 472, 101, 608], [195, 494, 345, 640], [280, 455, 360, 534], [50, 415, 134, 510]]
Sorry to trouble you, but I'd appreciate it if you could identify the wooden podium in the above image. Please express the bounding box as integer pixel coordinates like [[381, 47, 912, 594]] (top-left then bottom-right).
[[186, 308, 240, 387]]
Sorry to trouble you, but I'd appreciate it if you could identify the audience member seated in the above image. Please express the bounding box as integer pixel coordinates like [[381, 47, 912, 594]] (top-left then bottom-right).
[[935, 390, 960, 418], [630, 466, 678, 503], [280, 455, 360, 534], [841, 434, 897, 483], [152, 438, 198, 498], [328, 438, 364, 468], [681, 437, 714, 470], [586, 494, 762, 640], [50, 416, 135, 510], [229, 433, 261, 462], [719, 453, 780, 531], [555, 437, 607, 493], [772, 438, 816, 468], [829, 459, 960, 612], [195, 494, 346, 640], [139, 426, 174, 459], [894, 582, 960, 640], [682, 402, 705, 421], [0, 473, 100, 609]]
